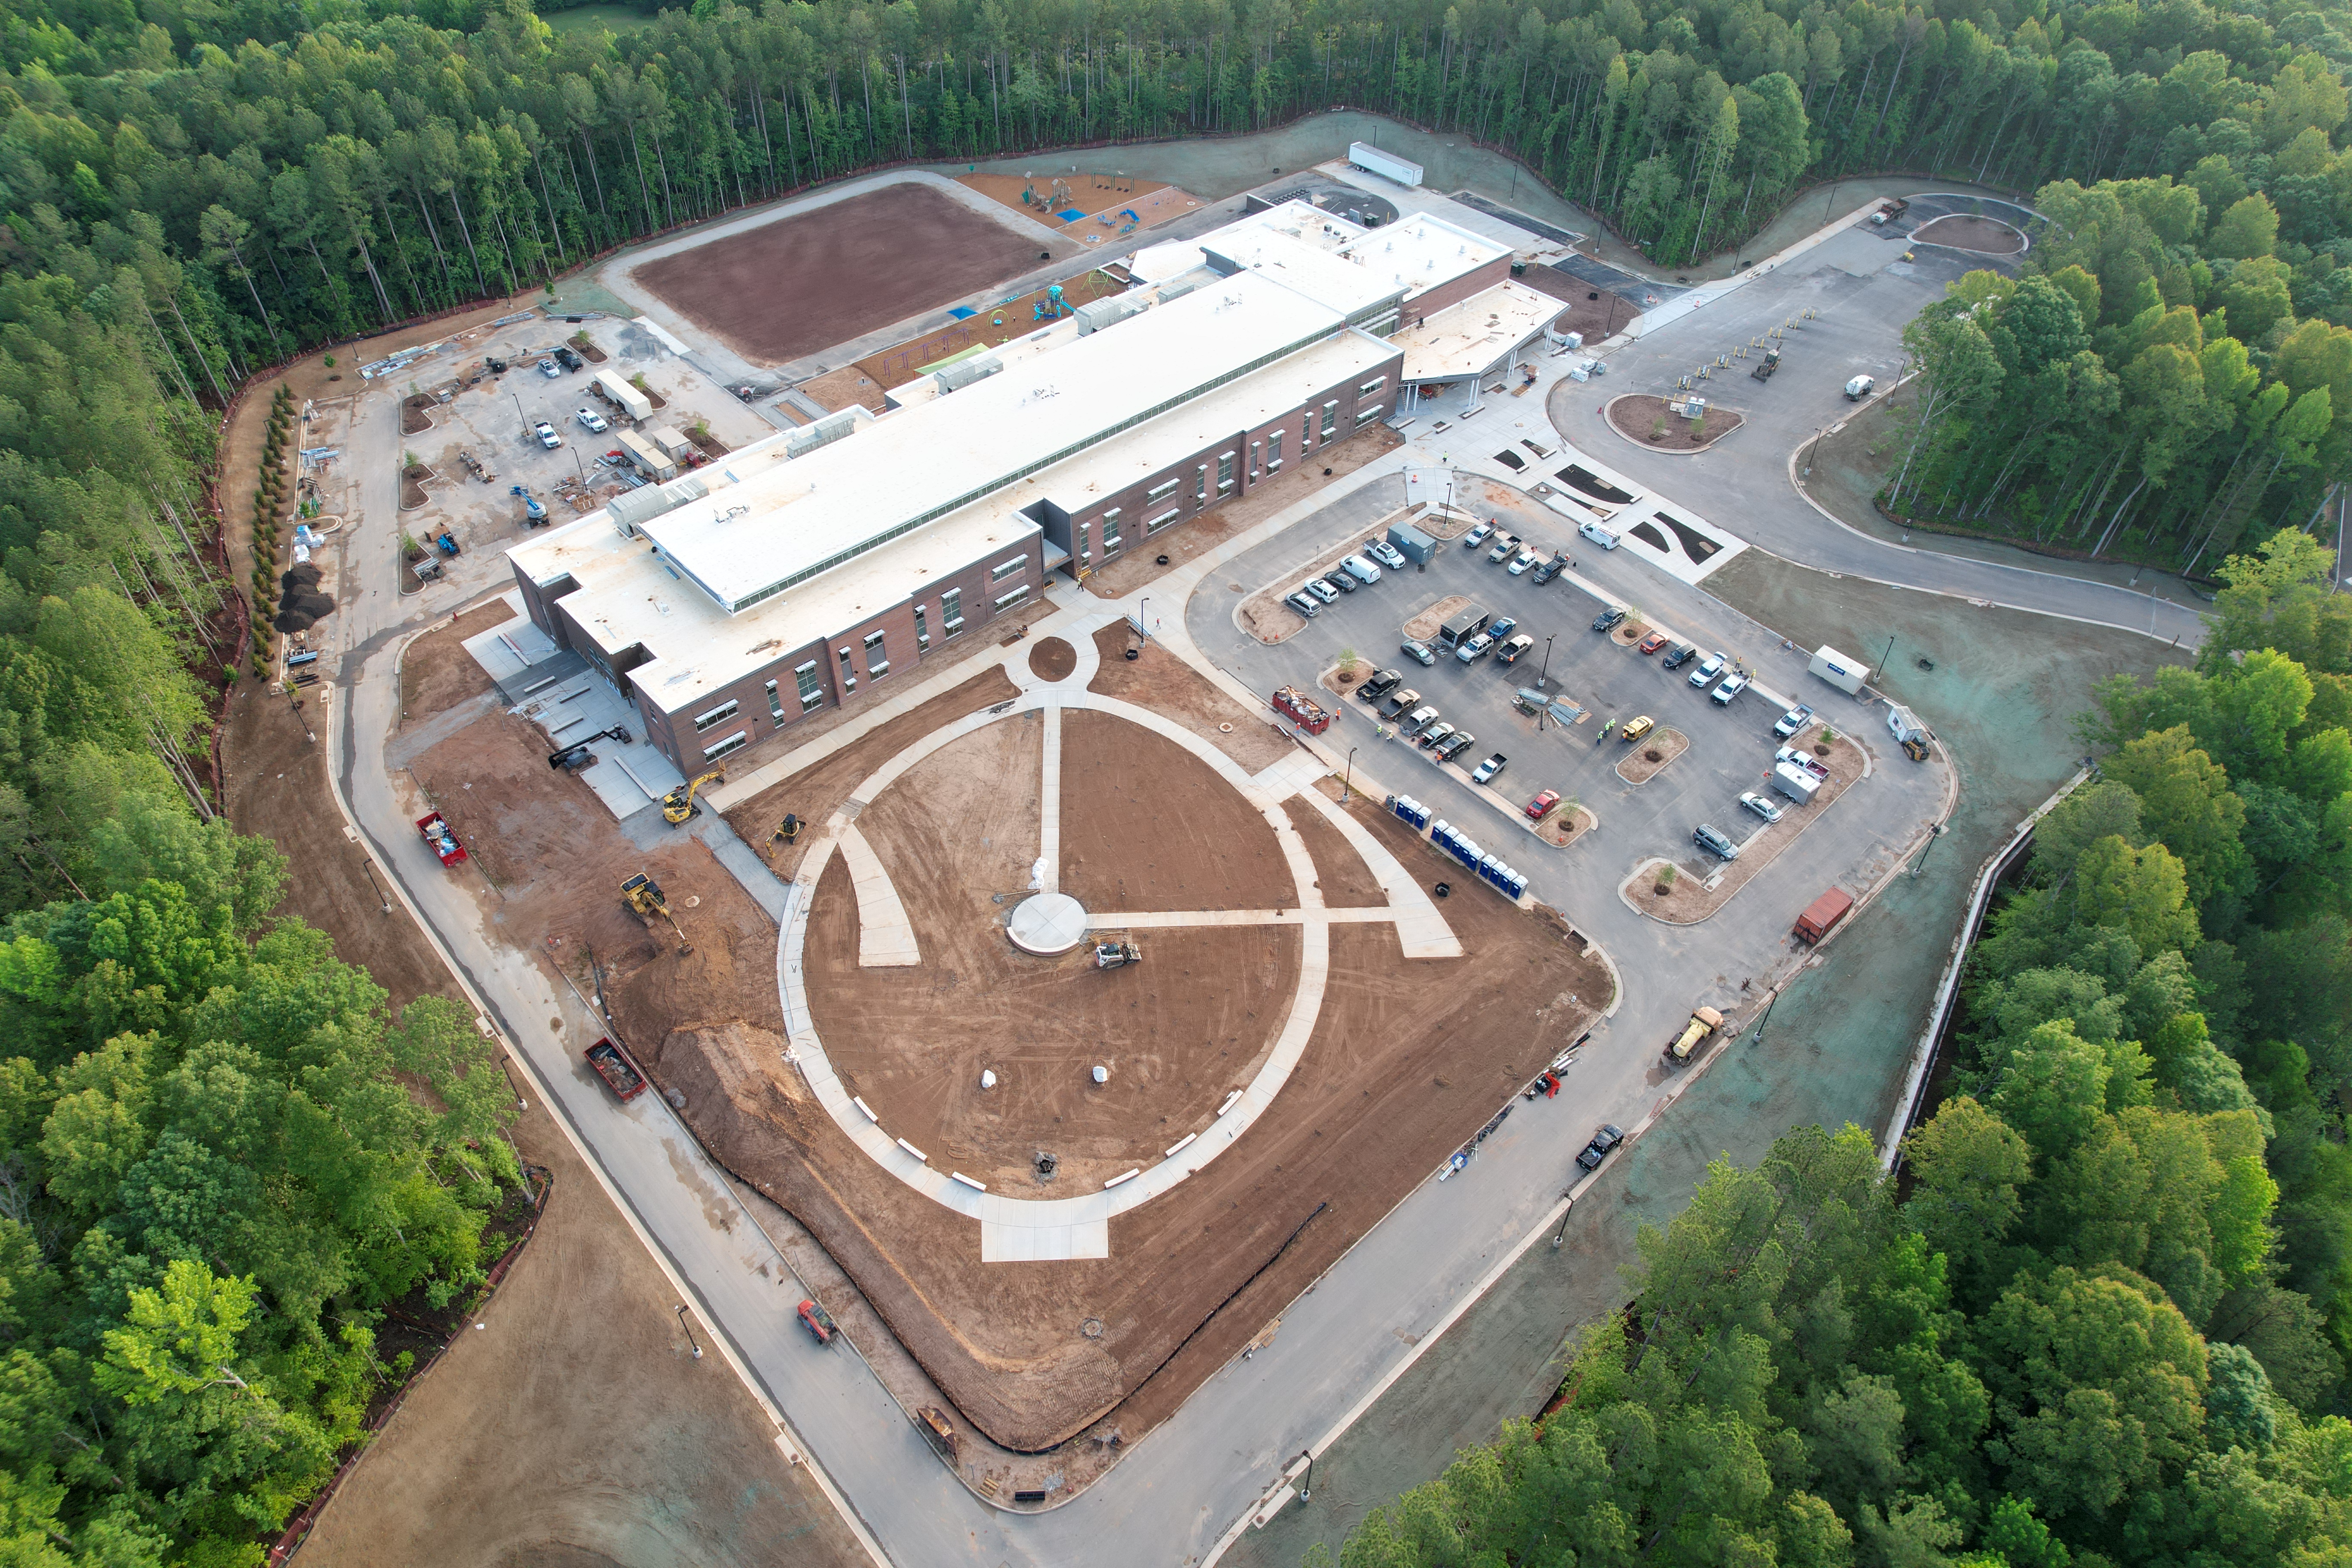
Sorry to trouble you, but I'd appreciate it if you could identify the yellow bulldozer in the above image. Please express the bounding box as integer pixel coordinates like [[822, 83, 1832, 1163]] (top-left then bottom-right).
[[621, 871, 692, 956], [662, 769, 725, 826]]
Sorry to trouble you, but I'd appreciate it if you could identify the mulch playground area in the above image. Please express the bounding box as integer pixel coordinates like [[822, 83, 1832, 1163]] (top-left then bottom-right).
[[634, 182, 1067, 365], [850, 269, 1127, 391]]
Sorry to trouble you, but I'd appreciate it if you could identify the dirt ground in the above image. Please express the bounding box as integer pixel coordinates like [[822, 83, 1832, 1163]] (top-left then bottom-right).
[[1082, 423, 1405, 600], [1029, 636, 1077, 681], [634, 184, 1068, 365], [1085, 624, 1293, 773], [1057, 711, 1295, 911], [1911, 213, 2024, 254], [1519, 268, 1643, 342], [1533, 802, 1596, 848], [1403, 594, 1472, 642], [811, 715, 1300, 1187], [399, 601, 511, 726], [1289, 793, 1388, 907], [1627, 727, 1868, 923], [657, 784, 1612, 1453], [851, 270, 1126, 391], [795, 363, 889, 414], [1614, 727, 1688, 785], [1606, 394, 1744, 452]]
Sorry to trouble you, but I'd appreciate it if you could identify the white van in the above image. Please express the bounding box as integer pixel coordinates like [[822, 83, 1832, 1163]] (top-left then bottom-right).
[[1578, 520, 1620, 550], [1342, 553, 1382, 585]]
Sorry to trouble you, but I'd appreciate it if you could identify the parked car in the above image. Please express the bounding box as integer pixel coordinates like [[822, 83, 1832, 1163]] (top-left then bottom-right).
[[1526, 789, 1562, 820], [1400, 638, 1436, 667], [533, 421, 562, 448], [1471, 752, 1508, 784], [1341, 554, 1382, 585], [1464, 521, 1494, 548], [1359, 668, 1403, 701], [1530, 552, 1568, 585], [1285, 590, 1322, 619], [1694, 823, 1740, 861], [1592, 606, 1628, 633], [1711, 672, 1749, 705], [1661, 643, 1698, 669], [1379, 688, 1421, 719], [1455, 632, 1494, 664], [1638, 631, 1669, 655], [1577, 1124, 1625, 1170], [1495, 633, 1536, 665], [1578, 520, 1620, 550], [1400, 704, 1440, 736], [1303, 578, 1340, 604], [1488, 616, 1519, 643], [554, 346, 584, 371], [1844, 374, 1876, 400], [1621, 715, 1655, 743], [1688, 651, 1727, 686], [537, 357, 560, 377], [1367, 539, 1407, 570], [1507, 548, 1540, 576], [1740, 791, 1784, 823], [576, 407, 608, 433], [1417, 721, 1458, 751], [1776, 744, 1831, 779], [1323, 572, 1357, 595], [1774, 703, 1815, 738], [1487, 536, 1515, 564], [1434, 732, 1476, 763]]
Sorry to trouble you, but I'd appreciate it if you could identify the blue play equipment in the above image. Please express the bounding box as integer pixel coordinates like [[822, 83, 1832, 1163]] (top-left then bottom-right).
[[1032, 284, 1070, 322]]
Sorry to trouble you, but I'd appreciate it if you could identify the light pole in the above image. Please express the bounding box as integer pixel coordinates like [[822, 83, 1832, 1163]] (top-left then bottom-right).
[[1749, 987, 1779, 1048], [1803, 425, 1826, 478], [1880, 633, 1896, 682], [1537, 634, 1554, 690], [361, 860, 392, 915], [1138, 595, 1148, 643], [1911, 821, 1945, 879], [511, 391, 528, 441], [1299, 1451, 1316, 1504], [675, 1304, 703, 1360], [1341, 746, 1357, 804]]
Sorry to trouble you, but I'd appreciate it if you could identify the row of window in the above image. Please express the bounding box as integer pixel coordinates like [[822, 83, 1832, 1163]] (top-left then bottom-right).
[[1087, 380, 1387, 546]]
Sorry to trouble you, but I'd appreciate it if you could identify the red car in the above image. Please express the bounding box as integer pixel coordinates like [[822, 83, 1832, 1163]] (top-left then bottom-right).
[[1638, 632, 1670, 654], [1526, 789, 1562, 821]]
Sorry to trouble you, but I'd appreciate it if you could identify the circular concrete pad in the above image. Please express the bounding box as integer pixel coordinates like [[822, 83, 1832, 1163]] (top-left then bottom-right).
[[1008, 892, 1088, 955]]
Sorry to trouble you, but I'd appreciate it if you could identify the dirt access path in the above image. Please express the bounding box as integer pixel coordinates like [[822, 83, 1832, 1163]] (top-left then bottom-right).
[[1086, 624, 1292, 774]]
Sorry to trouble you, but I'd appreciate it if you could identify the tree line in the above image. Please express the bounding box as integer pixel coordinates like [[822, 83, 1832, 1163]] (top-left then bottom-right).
[[1319, 528, 2352, 1567]]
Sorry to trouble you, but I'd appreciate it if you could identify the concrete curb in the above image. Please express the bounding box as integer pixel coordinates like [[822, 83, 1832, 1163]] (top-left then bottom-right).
[[1600, 393, 1746, 457]]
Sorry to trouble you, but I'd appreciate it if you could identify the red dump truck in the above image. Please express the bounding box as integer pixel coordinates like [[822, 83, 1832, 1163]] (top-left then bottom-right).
[[416, 811, 467, 867], [584, 1037, 647, 1101], [1793, 888, 1854, 945], [1272, 685, 1333, 735]]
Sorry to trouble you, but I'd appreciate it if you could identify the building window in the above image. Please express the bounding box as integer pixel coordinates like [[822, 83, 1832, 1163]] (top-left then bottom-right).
[[1102, 512, 1124, 552], [765, 679, 785, 723], [1216, 451, 1235, 493], [702, 729, 748, 761], [1249, 440, 1261, 479], [1358, 404, 1385, 425], [1321, 400, 1338, 439], [1196, 464, 1208, 502], [990, 554, 1026, 583], [994, 584, 1031, 612], [692, 698, 739, 732], [795, 660, 821, 711], [1267, 430, 1283, 470], [863, 629, 888, 680], [1145, 506, 1180, 533], [1145, 478, 1178, 502], [1358, 375, 1387, 396], [942, 588, 964, 634], [836, 647, 856, 693], [1302, 412, 1314, 450], [914, 604, 930, 651]]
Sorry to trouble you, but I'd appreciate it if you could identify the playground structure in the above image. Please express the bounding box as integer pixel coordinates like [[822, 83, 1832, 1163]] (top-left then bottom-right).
[[1033, 284, 1069, 322]]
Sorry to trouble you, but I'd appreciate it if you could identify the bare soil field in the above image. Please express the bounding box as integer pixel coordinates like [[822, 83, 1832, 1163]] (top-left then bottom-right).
[[1290, 791, 1388, 907], [851, 270, 1125, 390], [1607, 393, 1744, 452], [1614, 727, 1688, 784], [634, 184, 1067, 365], [1519, 267, 1642, 341], [721, 665, 1023, 882], [399, 601, 511, 726], [1912, 213, 2025, 254], [796, 363, 888, 413], [1086, 624, 1292, 773], [1058, 710, 1293, 912], [1084, 423, 1404, 600], [1029, 636, 1077, 681], [655, 785, 1612, 1454], [812, 719, 1299, 1184], [1626, 728, 1867, 922]]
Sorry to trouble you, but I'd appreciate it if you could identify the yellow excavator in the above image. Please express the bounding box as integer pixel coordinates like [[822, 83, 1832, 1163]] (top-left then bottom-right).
[[620, 872, 692, 956], [661, 769, 725, 825], [766, 813, 802, 854]]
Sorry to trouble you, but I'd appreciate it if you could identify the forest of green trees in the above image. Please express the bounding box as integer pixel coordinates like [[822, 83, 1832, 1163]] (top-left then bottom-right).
[[1323, 528, 2352, 1565]]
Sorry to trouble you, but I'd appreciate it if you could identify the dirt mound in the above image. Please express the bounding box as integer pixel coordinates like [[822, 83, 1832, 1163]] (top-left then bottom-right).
[[276, 561, 335, 631], [1029, 636, 1077, 681]]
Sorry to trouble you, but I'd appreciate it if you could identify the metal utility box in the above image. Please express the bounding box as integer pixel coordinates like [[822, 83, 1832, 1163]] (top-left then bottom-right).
[[1438, 605, 1491, 647], [1348, 141, 1423, 188], [1387, 521, 1437, 565], [1886, 704, 1928, 743], [649, 426, 695, 460], [594, 370, 652, 423], [1809, 645, 1869, 694], [616, 429, 677, 482]]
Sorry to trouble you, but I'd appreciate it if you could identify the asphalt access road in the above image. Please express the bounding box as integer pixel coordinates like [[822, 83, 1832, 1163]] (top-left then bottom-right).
[[1557, 225, 2208, 647]]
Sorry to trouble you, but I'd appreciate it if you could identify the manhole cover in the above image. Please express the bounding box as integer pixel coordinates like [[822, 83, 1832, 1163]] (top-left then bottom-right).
[[1081, 1317, 1103, 1338]]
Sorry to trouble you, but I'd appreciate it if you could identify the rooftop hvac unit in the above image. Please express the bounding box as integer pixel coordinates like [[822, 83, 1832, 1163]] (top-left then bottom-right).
[[1156, 277, 1201, 304], [784, 406, 863, 458], [933, 352, 1003, 395], [609, 474, 710, 538], [1074, 294, 1149, 335]]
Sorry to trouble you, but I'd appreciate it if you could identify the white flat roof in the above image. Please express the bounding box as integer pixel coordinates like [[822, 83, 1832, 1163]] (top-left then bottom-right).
[[632, 270, 1346, 613], [1393, 281, 1562, 383], [1340, 211, 1509, 300]]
